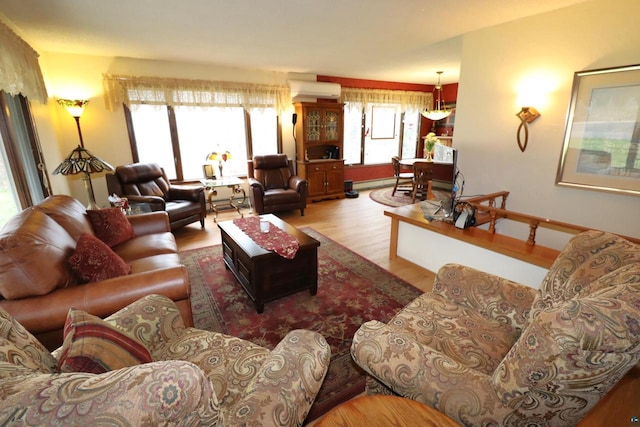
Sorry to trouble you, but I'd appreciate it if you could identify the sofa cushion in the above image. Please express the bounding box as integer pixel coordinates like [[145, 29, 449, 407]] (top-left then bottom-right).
[[34, 194, 93, 241], [0, 209, 76, 300], [113, 232, 178, 262], [86, 208, 135, 247], [58, 308, 152, 374], [493, 265, 640, 414], [68, 233, 131, 283], [532, 230, 640, 318], [0, 307, 57, 374], [390, 292, 520, 375]]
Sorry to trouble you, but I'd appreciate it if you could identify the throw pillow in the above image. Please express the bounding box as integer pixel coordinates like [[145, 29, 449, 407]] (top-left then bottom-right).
[[86, 207, 134, 247], [58, 308, 152, 374], [68, 232, 131, 283]]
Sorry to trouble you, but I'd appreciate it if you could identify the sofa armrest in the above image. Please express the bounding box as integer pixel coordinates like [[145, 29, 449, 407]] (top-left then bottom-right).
[[225, 329, 331, 427], [0, 361, 222, 425], [168, 184, 204, 202], [127, 211, 171, 235], [247, 177, 264, 192], [247, 178, 266, 214], [432, 263, 537, 331], [125, 195, 166, 210], [288, 175, 307, 192], [351, 320, 500, 424]]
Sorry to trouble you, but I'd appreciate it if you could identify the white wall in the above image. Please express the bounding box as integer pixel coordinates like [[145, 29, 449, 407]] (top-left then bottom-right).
[[36, 54, 300, 207], [454, 0, 640, 241]]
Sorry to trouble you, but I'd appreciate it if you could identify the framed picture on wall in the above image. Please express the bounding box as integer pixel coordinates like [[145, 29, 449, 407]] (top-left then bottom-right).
[[556, 64, 640, 196]]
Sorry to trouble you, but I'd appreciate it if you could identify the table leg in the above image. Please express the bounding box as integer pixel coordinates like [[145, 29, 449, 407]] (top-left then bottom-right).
[[228, 185, 245, 218], [389, 218, 399, 260]]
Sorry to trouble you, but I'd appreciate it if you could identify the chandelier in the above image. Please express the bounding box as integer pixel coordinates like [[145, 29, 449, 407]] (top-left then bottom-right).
[[421, 71, 451, 121]]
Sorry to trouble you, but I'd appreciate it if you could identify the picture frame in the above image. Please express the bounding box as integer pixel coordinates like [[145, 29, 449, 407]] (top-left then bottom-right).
[[556, 64, 640, 196]]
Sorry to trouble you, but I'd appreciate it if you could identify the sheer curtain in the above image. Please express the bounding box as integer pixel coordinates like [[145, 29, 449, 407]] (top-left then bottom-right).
[[0, 20, 48, 103], [103, 74, 290, 114], [340, 87, 432, 112]]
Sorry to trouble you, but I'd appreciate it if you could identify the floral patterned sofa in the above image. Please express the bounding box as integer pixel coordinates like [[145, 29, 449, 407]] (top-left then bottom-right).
[[0, 294, 331, 426], [351, 230, 640, 426]]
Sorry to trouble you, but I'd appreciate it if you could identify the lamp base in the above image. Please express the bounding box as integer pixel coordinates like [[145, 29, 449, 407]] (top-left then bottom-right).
[[83, 173, 99, 210]]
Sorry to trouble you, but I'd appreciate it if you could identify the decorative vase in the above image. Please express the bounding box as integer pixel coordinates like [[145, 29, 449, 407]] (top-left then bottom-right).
[[424, 150, 433, 162], [218, 162, 223, 177]]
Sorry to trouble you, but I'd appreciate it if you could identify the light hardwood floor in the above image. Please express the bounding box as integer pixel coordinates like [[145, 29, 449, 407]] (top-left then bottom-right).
[[172, 188, 638, 426]]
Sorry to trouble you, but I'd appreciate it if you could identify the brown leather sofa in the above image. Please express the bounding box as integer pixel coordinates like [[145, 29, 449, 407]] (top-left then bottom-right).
[[106, 162, 207, 231], [247, 154, 308, 216], [0, 194, 193, 350]]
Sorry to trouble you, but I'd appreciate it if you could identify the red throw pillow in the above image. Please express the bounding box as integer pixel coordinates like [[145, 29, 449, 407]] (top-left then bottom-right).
[[86, 208, 134, 247], [69, 232, 131, 283], [58, 308, 152, 374]]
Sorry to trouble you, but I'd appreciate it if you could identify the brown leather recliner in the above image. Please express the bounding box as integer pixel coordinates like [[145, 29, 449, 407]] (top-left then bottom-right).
[[247, 154, 307, 216], [106, 163, 206, 231]]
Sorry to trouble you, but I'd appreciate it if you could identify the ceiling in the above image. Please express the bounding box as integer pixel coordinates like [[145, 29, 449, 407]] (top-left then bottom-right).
[[0, 0, 590, 85]]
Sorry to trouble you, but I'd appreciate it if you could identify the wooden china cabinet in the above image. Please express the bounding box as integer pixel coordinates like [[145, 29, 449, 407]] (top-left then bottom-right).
[[294, 102, 345, 202]]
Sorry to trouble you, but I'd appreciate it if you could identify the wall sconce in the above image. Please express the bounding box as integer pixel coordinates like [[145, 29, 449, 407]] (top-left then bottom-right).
[[515, 106, 540, 152]]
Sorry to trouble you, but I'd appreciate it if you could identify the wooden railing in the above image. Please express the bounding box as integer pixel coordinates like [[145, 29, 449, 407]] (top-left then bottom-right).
[[466, 196, 640, 246], [464, 191, 509, 226]]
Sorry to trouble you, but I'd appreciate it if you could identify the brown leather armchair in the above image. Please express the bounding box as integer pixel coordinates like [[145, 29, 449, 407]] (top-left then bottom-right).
[[247, 154, 307, 216], [106, 163, 206, 230]]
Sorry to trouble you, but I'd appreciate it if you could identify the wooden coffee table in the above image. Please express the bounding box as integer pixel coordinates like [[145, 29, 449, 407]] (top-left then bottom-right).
[[315, 395, 460, 427], [217, 214, 320, 313]]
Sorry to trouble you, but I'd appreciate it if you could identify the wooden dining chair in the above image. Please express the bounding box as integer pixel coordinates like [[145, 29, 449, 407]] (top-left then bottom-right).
[[391, 156, 414, 196], [412, 161, 433, 202]]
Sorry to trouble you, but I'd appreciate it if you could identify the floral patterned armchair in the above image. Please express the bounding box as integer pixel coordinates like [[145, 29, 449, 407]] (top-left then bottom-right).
[[1, 294, 330, 426], [351, 230, 640, 426]]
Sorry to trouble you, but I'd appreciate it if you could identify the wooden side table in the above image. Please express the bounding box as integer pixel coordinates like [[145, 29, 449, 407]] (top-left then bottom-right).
[[315, 395, 459, 427], [200, 177, 246, 221]]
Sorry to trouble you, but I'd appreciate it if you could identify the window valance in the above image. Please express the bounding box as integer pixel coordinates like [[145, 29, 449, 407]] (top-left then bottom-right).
[[103, 74, 291, 114], [0, 20, 48, 103], [339, 87, 432, 112]]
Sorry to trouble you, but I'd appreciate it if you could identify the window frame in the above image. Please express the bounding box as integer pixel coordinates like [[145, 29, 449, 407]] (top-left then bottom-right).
[[123, 104, 283, 182], [343, 103, 421, 166], [0, 91, 51, 209]]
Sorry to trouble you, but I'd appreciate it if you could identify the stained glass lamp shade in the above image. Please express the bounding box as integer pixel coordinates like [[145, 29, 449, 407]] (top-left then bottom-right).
[[53, 145, 114, 209]]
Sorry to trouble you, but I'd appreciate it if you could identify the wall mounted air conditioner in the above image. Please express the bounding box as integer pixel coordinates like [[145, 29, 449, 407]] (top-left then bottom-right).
[[288, 80, 341, 100]]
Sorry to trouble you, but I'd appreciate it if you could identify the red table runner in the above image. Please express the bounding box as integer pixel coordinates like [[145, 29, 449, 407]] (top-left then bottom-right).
[[232, 217, 300, 259]]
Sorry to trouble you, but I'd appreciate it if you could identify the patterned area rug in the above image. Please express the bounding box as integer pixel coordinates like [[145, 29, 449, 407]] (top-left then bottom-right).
[[369, 186, 415, 207], [370, 186, 450, 208], [181, 227, 422, 423]]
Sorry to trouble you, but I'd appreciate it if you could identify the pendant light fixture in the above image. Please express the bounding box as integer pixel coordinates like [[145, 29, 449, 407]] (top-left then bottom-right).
[[421, 71, 452, 121]]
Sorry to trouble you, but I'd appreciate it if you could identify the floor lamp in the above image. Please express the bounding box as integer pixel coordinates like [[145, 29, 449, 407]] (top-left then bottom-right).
[[54, 99, 114, 209]]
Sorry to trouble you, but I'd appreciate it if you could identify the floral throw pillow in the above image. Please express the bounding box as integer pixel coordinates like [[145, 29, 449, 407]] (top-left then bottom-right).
[[86, 207, 134, 247], [58, 308, 152, 374], [68, 232, 131, 283]]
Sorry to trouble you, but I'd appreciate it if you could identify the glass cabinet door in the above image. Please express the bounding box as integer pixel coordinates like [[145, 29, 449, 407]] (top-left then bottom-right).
[[324, 110, 339, 141], [306, 110, 321, 141]]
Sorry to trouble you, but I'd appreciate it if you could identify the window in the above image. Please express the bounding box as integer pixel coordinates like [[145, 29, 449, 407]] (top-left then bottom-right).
[[343, 103, 421, 165], [105, 75, 287, 181], [0, 92, 51, 226], [128, 104, 279, 181]]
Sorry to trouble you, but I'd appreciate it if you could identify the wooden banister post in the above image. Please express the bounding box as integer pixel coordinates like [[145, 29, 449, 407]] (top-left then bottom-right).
[[527, 220, 539, 245]]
